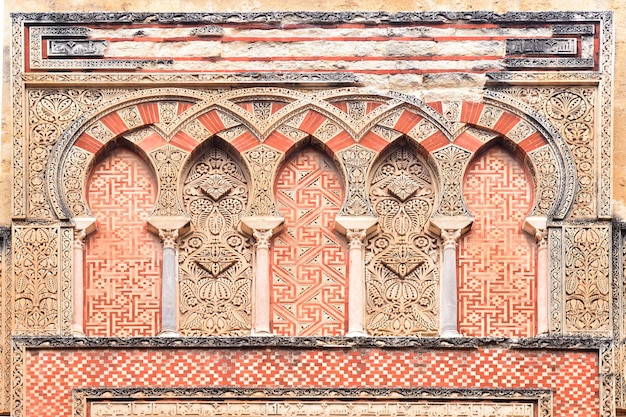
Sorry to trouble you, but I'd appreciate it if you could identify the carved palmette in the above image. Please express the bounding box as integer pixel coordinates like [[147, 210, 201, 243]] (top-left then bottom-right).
[[179, 148, 252, 336], [365, 147, 439, 336]]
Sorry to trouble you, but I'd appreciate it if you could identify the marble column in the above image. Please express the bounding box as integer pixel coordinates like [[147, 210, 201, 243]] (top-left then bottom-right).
[[346, 228, 367, 336], [439, 228, 462, 337], [240, 216, 284, 336], [158, 229, 180, 337], [71, 217, 96, 336], [148, 216, 189, 337], [252, 229, 273, 335], [523, 216, 549, 335], [429, 216, 473, 338], [335, 215, 378, 337]]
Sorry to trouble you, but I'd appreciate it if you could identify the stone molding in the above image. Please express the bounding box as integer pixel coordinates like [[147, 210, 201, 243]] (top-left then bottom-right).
[[73, 387, 551, 417]]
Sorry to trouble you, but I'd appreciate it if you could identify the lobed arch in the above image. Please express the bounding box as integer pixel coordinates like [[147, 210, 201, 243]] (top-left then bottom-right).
[[427, 97, 575, 220], [49, 87, 576, 226]]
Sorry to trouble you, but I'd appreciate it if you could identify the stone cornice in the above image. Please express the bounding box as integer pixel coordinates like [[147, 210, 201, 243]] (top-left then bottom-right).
[[11, 11, 612, 25], [13, 335, 611, 350]]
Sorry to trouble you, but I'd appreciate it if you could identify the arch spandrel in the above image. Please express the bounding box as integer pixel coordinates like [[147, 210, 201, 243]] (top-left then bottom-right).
[[49, 88, 575, 227]]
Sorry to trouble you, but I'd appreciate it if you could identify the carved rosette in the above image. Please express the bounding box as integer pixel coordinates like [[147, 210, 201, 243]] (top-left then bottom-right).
[[365, 147, 439, 335], [179, 148, 252, 335]]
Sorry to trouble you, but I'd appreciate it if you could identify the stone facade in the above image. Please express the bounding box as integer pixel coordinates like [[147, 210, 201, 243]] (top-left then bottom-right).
[[1, 6, 624, 417]]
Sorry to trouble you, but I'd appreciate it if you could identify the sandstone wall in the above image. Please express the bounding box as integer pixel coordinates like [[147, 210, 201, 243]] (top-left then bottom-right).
[[2, 0, 626, 227]]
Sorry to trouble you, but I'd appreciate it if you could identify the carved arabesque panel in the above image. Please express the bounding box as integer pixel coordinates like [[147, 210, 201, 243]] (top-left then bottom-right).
[[432, 145, 471, 216], [150, 145, 188, 216], [497, 87, 596, 218], [365, 147, 439, 336], [179, 148, 252, 335], [564, 225, 611, 334], [12, 224, 60, 334], [28, 89, 108, 219], [243, 145, 281, 217], [338, 145, 376, 216]]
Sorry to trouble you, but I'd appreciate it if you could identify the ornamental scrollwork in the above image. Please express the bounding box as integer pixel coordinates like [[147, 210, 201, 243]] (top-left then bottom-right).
[[243, 146, 281, 217], [498, 87, 596, 218], [178, 148, 252, 335], [365, 147, 439, 335], [432, 145, 471, 216], [150, 145, 188, 216], [338, 145, 375, 216], [13, 225, 60, 334], [564, 226, 611, 334]]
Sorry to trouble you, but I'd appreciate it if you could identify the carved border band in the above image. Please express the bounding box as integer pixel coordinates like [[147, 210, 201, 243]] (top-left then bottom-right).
[[73, 387, 551, 417]]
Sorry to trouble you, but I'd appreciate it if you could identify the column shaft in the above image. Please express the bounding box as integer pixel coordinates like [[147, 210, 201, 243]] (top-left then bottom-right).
[[253, 229, 273, 335], [159, 229, 179, 337], [440, 229, 461, 337], [346, 229, 367, 336]]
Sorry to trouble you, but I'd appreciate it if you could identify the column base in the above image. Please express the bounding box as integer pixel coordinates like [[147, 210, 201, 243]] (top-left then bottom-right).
[[251, 329, 274, 336], [346, 330, 368, 337], [71, 330, 85, 337], [439, 330, 462, 337], [157, 330, 180, 337]]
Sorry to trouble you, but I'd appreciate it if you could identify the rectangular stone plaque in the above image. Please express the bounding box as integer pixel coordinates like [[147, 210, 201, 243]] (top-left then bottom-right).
[[47, 39, 107, 57], [506, 38, 577, 55], [90, 400, 534, 417]]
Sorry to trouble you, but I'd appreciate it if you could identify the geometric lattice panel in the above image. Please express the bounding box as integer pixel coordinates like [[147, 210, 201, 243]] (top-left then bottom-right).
[[458, 145, 536, 337], [84, 147, 161, 336], [23, 347, 599, 416], [271, 147, 347, 336]]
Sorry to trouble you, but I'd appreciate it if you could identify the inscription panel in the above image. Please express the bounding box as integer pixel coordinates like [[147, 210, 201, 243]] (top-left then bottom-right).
[[90, 401, 535, 417]]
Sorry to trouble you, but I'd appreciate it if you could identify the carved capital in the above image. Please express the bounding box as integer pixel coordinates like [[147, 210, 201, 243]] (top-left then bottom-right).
[[346, 228, 367, 249], [159, 229, 179, 249], [253, 229, 273, 249], [441, 228, 462, 249], [535, 228, 548, 248], [72, 216, 96, 248], [523, 216, 548, 249]]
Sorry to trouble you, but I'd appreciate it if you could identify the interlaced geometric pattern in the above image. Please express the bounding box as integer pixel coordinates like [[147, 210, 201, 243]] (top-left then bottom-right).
[[24, 347, 599, 416], [85, 147, 161, 336], [271, 147, 347, 336], [458, 145, 536, 337]]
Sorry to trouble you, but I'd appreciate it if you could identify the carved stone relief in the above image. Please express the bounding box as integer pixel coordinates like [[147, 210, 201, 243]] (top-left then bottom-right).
[[243, 146, 281, 217], [90, 400, 535, 417], [149, 145, 188, 217], [12, 225, 63, 334], [338, 145, 376, 216], [365, 147, 439, 336], [496, 87, 597, 218], [179, 147, 252, 335], [564, 225, 611, 335], [432, 145, 471, 217]]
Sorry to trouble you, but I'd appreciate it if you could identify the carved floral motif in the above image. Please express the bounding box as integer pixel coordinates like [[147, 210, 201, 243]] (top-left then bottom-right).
[[365, 147, 438, 335], [13, 225, 60, 334], [498, 87, 596, 218], [179, 148, 252, 335], [564, 226, 611, 334]]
